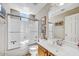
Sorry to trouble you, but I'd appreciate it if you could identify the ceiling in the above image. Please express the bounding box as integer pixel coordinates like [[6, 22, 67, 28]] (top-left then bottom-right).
[[7, 3, 47, 15]]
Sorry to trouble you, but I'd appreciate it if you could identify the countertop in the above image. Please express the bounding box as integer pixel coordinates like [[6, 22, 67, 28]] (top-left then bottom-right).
[[37, 39, 79, 56]]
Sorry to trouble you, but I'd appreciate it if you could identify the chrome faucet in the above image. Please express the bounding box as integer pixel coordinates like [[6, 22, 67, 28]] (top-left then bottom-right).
[[56, 40, 63, 46]]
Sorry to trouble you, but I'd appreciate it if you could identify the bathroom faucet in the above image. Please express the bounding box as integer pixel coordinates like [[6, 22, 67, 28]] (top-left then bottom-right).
[[56, 40, 62, 46]]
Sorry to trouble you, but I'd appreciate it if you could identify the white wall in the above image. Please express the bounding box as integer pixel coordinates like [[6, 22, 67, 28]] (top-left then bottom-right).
[[36, 4, 50, 40], [36, 4, 50, 20]]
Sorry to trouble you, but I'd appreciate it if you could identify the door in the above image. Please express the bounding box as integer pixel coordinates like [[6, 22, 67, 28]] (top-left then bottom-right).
[[29, 21, 38, 44], [20, 18, 30, 44], [8, 15, 21, 50]]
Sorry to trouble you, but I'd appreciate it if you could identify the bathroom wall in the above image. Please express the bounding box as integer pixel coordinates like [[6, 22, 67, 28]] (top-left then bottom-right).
[[36, 4, 50, 20], [36, 4, 50, 40]]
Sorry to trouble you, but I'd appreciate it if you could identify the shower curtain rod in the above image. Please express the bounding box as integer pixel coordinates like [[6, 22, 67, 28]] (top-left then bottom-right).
[[7, 13, 39, 21]]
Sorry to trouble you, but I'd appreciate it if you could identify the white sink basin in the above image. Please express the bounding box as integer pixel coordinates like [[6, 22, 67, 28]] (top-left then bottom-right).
[[46, 41, 62, 53]]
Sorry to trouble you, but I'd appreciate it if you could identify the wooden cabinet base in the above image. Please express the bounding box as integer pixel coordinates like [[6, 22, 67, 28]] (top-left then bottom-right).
[[38, 44, 55, 56]]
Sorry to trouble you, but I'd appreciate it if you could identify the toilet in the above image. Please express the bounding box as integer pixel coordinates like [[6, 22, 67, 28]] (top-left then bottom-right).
[[29, 45, 38, 56]]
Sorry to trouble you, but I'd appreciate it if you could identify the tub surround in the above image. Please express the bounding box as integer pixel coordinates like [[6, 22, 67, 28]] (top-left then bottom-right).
[[37, 39, 79, 56]]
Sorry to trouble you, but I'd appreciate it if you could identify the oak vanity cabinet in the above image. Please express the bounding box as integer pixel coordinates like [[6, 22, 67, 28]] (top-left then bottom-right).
[[48, 51, 54, 56], [38, 45, 54, 56], [38, 45, 48, 56]]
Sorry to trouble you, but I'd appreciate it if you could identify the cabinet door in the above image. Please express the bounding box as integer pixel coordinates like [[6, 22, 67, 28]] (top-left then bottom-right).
[[38, 45, 48, 56], [38, 48, 45, 56], [38, 45, 45, 56]]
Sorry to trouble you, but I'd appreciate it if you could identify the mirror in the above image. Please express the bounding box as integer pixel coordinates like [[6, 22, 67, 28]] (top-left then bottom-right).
[[40, 16, 47, 40]]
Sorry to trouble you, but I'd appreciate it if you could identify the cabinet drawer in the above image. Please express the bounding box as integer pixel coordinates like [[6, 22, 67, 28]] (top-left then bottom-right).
[[38, 44, 55, 56]]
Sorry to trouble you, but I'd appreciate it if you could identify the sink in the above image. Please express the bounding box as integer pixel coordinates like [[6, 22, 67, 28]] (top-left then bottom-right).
[[38, 39, 64, 55], [47, 39, 56, 45], [47, 40, 62, 53]]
